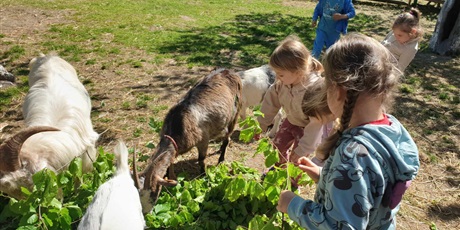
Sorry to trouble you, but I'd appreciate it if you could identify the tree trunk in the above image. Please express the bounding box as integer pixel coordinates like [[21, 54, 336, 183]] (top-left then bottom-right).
[[429, 0, 460, 55]]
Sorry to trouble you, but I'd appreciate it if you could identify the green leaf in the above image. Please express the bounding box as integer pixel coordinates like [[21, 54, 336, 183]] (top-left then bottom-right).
[[264, 150, 279, 167], [59, 208, 72, 229], [265, 185, 280, 204], [66, 204, 83, 219], [145, 142, 155, 149], [194, 194, 205, 203], [187, 200, 200, 213], [69, 157, 83, 178], [42, 213, 54, 227], [239, 127, 255, 143], [179, 209, 194, 222], [17, 226, 38, 230], [217, 211, 228, 219], [225, 175, 246, 202], [26, 213, 38, 224], [20, 187, 32, 196], [154, 203, 171, 214], [256, 138, 271, 155], [49, 198, 62, 209], [58, 173, 70, 186], [180, 190, 192, 202], [249, 181, 265, 200], [238, 201, 248, 216], [253, 110, 264, 117]]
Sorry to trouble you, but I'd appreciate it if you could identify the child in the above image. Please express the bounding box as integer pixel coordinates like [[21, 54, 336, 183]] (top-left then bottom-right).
[[311, 0, 355, 59], [382, 8, 423, 72], [257, 35, 326, 166], [277, 33, 420, 229], [298, 76, 335, 166]]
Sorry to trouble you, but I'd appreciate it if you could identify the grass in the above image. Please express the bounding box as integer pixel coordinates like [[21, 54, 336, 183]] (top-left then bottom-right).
[[1, 0, 313, 67]]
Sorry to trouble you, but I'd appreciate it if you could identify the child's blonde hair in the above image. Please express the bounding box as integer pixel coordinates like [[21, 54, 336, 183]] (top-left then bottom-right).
[[302, 77, 331, 121], [393, 8, 423, 39], [316, 33, 400, 160], [269, 35, 323, 76]]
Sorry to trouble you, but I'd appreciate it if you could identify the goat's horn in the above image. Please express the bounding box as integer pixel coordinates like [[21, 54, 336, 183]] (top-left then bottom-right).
[[132, 149, 142, 190], [0, 126, 60, 172]]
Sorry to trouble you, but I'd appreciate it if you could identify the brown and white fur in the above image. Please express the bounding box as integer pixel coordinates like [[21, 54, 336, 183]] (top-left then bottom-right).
[[137, 68, 242, 214]]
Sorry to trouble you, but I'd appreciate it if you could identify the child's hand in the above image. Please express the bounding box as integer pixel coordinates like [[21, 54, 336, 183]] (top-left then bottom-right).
[[289, 152, 302, 164], [277, 190, 297, 213], [296, 157, 321, 183], [311, 20, 317, 27], [333, 13, 347, 21]]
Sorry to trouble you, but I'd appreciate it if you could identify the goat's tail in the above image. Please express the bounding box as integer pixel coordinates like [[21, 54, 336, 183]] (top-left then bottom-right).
[[113, 140, 130, 175]]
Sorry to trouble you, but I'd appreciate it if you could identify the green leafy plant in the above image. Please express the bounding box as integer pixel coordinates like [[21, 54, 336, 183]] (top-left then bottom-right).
[[0, 113, 313, 230], [239, 107, 264, 143], [144, 161, 312, 229], [0, 149, 115, 230]]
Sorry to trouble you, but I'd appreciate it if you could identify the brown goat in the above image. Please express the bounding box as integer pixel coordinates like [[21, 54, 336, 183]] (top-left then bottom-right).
[[137, 68, 242, 214]]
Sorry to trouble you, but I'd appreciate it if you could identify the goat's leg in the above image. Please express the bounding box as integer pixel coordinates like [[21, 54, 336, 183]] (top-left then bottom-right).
[[196, 142, 209, 174], [217, 137, 229, 163]]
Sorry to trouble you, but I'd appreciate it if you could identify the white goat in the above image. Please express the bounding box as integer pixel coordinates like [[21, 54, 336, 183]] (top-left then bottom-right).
[[0, 54, 99, 198], [237, 65, 283, 138], [78, 141, 145, 230]]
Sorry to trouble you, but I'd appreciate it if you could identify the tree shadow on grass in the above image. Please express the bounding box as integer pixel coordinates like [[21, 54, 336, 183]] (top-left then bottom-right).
[[428, 203, 460, 221], [355, 0, 442, 20], [154, 12, 316, 68]]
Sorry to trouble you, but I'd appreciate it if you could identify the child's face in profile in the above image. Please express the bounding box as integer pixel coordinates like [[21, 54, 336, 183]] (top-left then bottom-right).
[[393, 27, 414, 44], [326, 84, 345, 119], [274, 69, 303, 85], [319, 113, 336, 124]]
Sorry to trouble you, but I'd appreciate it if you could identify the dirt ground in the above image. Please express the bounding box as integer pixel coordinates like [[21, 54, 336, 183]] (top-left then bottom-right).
[[1, 0, 459, 229]]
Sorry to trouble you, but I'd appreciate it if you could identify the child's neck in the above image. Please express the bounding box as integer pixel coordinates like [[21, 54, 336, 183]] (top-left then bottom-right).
[[349, 94, 385, 128]]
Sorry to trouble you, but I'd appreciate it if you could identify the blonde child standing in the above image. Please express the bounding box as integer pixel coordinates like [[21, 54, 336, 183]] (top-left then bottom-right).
[[382, 8, 423, 72], [257, 35, 327, 166], [277, 33, 420, 229]]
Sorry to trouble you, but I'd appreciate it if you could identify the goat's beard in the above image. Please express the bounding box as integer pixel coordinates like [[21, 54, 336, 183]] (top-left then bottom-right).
[[139, 180, 162, 215]]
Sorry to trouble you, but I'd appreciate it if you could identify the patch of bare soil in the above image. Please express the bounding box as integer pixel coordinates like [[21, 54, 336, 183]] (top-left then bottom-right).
[[1, 1, 459, 229]]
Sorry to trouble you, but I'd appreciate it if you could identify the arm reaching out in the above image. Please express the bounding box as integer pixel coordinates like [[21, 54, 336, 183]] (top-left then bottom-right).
[[296, 157, 321, 183]]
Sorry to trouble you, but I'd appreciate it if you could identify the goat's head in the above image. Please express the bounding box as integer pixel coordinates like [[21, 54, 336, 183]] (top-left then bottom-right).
[[135, 136, 177, 214], [0, 126, 60, 172]]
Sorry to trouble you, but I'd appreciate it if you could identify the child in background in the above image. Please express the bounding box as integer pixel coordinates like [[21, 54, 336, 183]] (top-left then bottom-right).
[[257, 35, 326, 166], [311, 0, 355, 59], [382, 8, 423, 72], [277, 33, 420, 229]]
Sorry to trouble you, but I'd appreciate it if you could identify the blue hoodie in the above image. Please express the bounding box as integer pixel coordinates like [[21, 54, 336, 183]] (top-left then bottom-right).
[[287, 114, 419, 229], [312, 0, 356, 34]]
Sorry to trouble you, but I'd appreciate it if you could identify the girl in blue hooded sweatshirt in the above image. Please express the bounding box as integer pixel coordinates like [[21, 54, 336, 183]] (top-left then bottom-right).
[[311, 0, 355, 59], [277, 33, 419, 229]]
